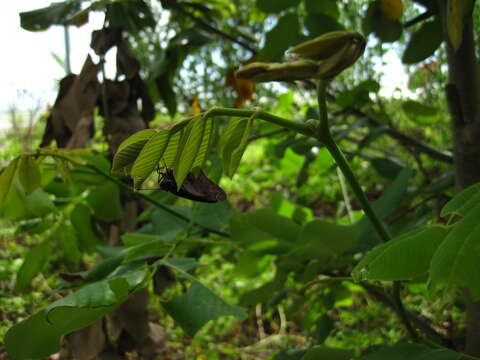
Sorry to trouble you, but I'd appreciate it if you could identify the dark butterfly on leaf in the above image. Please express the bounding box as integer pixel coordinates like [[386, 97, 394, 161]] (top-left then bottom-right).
[[158, 167, 226, 203]]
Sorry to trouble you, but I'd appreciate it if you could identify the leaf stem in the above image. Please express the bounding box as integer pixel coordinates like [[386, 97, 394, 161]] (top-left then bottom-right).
[[315, 80, 418, 340]]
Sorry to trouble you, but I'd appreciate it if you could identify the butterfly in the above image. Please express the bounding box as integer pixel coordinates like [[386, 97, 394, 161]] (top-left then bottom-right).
[[158, 167, 226, 203]]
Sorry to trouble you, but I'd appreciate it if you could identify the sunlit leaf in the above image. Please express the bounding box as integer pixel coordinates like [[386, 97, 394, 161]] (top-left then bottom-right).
[[352, 226, 449, 281], [112, 129, 157, 172], [131, 129, 170, 188]]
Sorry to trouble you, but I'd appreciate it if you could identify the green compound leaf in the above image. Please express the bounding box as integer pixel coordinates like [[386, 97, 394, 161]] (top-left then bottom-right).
[[131, 129, 170, 189], [0, 157, 19, 206], [18, 155, 41, 195], [352, 226, 449, 282], [430, 203, 480, 299], [112, 129, 157, 172], [441, 182, 480, 217], [174, 115, 211, 188], [162, 280, 247, 337]]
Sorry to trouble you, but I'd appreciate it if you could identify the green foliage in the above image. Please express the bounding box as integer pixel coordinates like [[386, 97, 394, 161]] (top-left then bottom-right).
[[258, 13, 300, 61], [361, 342, 461, 359], [402, 19, 443, 64], [256, 0, 301, 13]]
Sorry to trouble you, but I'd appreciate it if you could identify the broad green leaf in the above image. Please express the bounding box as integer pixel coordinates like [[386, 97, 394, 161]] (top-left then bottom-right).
[[149, 205, 191, 242], [302, 346, 354, 360], [352, 226, 449, 282], [430, 203, 480, 299], [5, 266, 149, 360], [361, 342, 460, 360], [371, 157, 406, 180], [227, 115, 255, 177], [305, 13, 343, 37], [132, 129, 170, 188], [258, 13, 300, 61], [86, 182, 123, 222], [57, 224, 81, 264], [313, 315, 334, 344], [18, 155, 41, 195], [304, 0, 339, 18], [70, 203, 100, 253], [364, 2, 402, 43], [162, 280, 247, 337], [402, 100, 438, 117], [230, 208, 301, 254], [257, 0, 301, 13], [191, 116, 214, 172], [402, 19, 443, 64], [125, 240, 170, 262], [440, 182, 480, 217], [174, 116, 207, 188], [121, 232, 164, 246], [297, 220, 359, 258], [192, 200, 231, 232], [112, 129, 157, 171], [156, 257, 202, 273], [0, 184, 55, 221], [14, 241, 51, 292], [0, 157, 19, 206], [20, 1, 78, 31], [220, 118, 247, 176]]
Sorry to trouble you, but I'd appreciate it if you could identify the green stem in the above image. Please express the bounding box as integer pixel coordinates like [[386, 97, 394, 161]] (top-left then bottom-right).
[[315, 80, 418, 340]]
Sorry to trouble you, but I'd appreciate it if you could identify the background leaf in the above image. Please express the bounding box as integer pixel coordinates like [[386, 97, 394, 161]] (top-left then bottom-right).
[[258, 13, 300, 61]]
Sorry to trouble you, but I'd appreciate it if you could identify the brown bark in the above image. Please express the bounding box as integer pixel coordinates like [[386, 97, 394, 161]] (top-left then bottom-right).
[[438, 0, 480, 356]]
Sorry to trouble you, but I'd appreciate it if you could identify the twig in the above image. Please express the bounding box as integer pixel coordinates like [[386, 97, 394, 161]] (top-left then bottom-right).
[[164, 1, 256, 54], [346, 108, 453, 164], [404, 11, 434, 28]]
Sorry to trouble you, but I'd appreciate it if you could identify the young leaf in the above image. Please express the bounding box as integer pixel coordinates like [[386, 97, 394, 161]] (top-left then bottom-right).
[[430, 203, 480, 299], [191, 116, 214, 172], [14, 241, 51, 292], [112, 129, 157, 172], [162, 280, 247, 337], [18, 155, 41, 195], [0, 157, 19, 205], [220, 118, 247, 176], [227, 115, 255, 177], [131, 129, 170, 188], [352, 226, 449, 282]]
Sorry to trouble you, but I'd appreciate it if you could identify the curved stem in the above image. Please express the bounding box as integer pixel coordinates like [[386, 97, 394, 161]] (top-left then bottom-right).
[[315, 80, 418, 340]]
